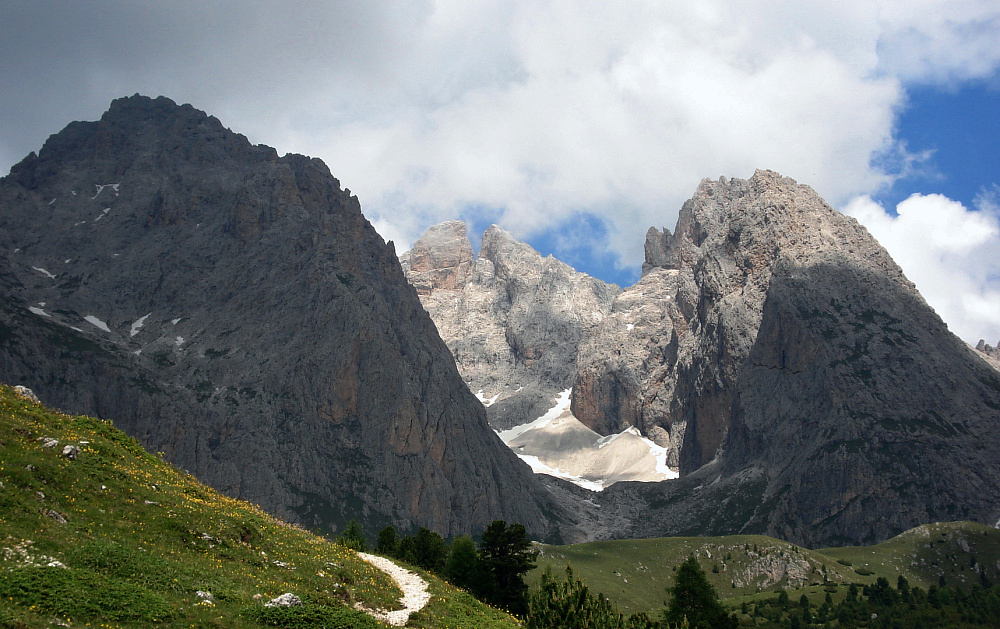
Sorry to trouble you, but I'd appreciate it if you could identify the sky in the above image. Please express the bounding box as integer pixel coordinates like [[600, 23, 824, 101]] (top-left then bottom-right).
[[1, 1, 998, 345]]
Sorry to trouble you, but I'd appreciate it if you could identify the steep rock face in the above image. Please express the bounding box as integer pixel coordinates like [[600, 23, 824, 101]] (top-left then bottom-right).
[[0, 95, 560, 539], [579, 172, 1000, 546], [574, 171, 905, 473], [570, 266, 691, 467], [400, 223, 620, 429], [719, 257, 1000, 545], [398, 220, 474, 294]]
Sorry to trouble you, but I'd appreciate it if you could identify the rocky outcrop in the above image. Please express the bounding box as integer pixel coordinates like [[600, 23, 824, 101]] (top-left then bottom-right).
[[975, 339, 1000, 371], [575, 171, 915, 473], [404, 170, 1000, 546], [574, 172, 1000, 546], [398, 221, 474, 294], [571, 266, 691, 467], [0, 95, 563, 539], [400, 222, 620, 430]]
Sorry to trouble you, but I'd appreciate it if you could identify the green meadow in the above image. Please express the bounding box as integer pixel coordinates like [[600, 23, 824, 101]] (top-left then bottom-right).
[[0, 384, 517, 629], [531, 522, 1000, 616]]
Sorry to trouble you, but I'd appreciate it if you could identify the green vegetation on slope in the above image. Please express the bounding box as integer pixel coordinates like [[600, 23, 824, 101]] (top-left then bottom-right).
[[531, 524, 1000, 617], [532, 535, 853, 615], [0, 384, 518, 629]]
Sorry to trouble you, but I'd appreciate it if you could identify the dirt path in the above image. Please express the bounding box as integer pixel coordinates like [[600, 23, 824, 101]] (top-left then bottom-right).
[[355, 551, 431, 626]]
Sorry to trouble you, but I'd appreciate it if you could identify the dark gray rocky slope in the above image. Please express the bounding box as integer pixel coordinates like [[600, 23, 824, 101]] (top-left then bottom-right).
[[0, 95, 564, 539]]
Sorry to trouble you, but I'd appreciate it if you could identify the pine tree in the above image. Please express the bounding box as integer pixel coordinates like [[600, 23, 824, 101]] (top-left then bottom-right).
[[335, 519, 368, 552], [663, 556, 736, 629], [526, 566, 657, 629], [408, 527, 448, 573], [479, 520, 538, 615], [445, 535, 482, 592], [375, 525, 399, 557]]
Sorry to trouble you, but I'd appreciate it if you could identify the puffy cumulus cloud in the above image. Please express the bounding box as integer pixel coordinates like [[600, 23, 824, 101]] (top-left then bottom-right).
[[259, 0, 999, 264], [287, 0, 903, 257], [875, 0, 1000, 83], [844, 193, 1000, 345], [1, 0, 999, 271]]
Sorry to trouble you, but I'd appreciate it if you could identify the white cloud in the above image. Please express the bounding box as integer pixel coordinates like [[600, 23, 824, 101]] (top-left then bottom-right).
[[244, 0, 997, 268], [875, 0, 1000, 83], [2, 1, 1000, 329], [844, 193, 1000, 345]]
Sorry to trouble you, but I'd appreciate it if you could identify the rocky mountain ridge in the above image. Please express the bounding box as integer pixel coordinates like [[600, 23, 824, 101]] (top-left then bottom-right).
[[404, 171, 1000, 546], [0, 95, 563, 540], [976, 339, 1000, 371], [3, 95, 997, 549], [400, 220, 620, 431]]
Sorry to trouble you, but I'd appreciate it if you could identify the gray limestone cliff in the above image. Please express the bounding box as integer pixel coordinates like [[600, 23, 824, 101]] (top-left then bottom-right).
[[578, 171, 1000, 545], [400, 221, 620, 430], [0, 95, 563, 539], [574, 171, 914, 473], [403, 171, 1000, 546]]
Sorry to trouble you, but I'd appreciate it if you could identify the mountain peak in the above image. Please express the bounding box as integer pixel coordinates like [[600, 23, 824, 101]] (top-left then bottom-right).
[[400, 221, 620, 433], [0, 96, 560, 539], [399, 220, 474, 294]]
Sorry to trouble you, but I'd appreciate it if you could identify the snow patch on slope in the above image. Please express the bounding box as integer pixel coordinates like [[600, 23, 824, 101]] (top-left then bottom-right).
[[497, 388, 676, 491], [92, 183, 119, 199], [497, 389, 572, 442], [130, 313, 151, 337], [515, 454, 607, 492], [476, 389, 501, 407], [83, 315, 110, 333]]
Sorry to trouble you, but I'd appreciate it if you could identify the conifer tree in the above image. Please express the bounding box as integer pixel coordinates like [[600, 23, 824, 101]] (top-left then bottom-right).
[[526, 566, 657, 629], [336, 519, 368, 552], [407, 527, 448, 573], [663, 556, 736, 629], [445, 535, 482, 592], [478, 520, 538, 615], [375, 525, 399, 557]]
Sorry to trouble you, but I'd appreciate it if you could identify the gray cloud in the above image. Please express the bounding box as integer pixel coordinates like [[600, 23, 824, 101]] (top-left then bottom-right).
[[2, 1, 999, 341]]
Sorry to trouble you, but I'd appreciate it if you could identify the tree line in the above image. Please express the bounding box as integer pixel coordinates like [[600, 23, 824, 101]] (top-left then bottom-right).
[[339, 520, 1000, 628], [742, 574, 1000, 628], [339, 520, 735, 628], [337, 519, 538, 615]]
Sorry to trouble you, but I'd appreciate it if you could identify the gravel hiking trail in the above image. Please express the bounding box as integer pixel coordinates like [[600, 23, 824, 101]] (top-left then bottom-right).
[[356, 551, 431, 626]]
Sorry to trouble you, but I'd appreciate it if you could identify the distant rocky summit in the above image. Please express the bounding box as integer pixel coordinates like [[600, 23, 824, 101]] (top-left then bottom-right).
[[977, 340, 1000, 359], [598, 172, 1000, 546], [400, 221, 620, 431], [0, 95, 563, 539], [405, 171, 1000, 546], [400, 223, 677, 491], [976, 339, 1000, 371]]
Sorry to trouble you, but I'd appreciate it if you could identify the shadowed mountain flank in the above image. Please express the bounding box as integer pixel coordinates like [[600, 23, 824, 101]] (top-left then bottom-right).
[[403, 171, 1000, 546], [0, 95, 563, 539]]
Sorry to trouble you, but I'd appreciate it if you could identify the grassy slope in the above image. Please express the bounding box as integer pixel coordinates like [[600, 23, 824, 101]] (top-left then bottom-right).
[[532, 524, 1000, 616], [0, 384, 517, 629]]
